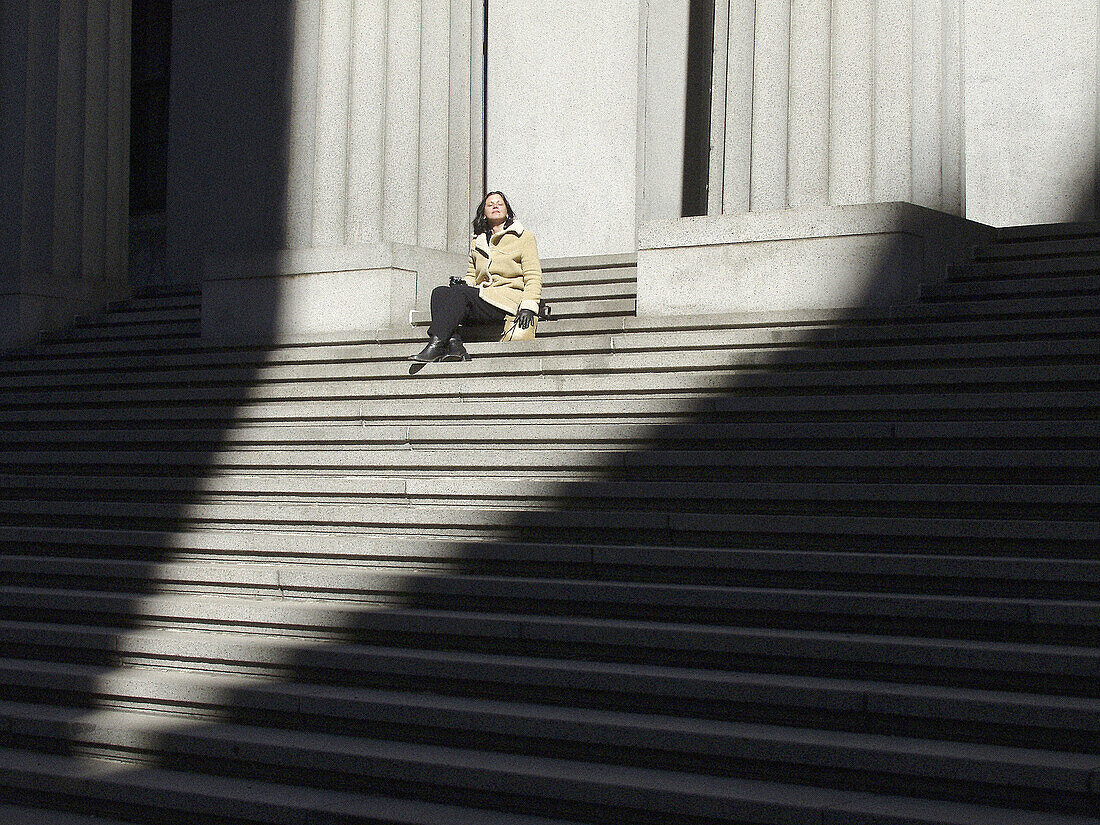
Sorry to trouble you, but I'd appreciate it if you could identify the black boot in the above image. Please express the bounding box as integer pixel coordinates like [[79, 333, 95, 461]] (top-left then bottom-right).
[[410, 335, 448, 362], [442, 333, 470, 362]]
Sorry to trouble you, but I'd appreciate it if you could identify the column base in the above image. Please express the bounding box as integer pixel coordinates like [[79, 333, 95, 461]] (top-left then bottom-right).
[[0, 289, 60, 351], [201, 242, 463, 345], [0, 275, 127, 352], [636, 203, 994, 317]]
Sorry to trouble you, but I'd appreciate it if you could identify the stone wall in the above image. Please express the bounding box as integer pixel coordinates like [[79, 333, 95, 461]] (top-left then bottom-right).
[[165, 0, 477, 343], [3, 0, 1096, 345], [1, 0, 131, 349], [638, 0, 1097, 319], [962, 0, 1099, 225], [485, 0, 646, 259]]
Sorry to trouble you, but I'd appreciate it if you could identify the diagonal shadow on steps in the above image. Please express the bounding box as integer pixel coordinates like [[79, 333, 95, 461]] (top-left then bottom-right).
[[0, 0, 295, 817], [8, 191, 1096, 823], [1, 9, 1100, 824]]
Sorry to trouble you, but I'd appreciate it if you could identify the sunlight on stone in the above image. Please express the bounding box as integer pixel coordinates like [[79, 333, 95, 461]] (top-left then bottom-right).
[[72, 546, 408, 770]]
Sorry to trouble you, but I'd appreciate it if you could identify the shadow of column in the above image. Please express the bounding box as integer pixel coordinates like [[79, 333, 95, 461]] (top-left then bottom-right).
[[0, 5, 1097, 821]]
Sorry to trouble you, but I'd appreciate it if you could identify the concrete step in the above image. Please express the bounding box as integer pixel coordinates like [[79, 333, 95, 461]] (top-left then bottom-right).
[[0, 413, 1091, 453], [3, 335, 1098, 394], [0, 388, 1095, 429], [4, 606, 1095, 702], [39, 318, 199, 342], [5, 642, 1096, 757], [124, 289, 201, 305], [228, 617, 1100, 700], [14, 289, 1100, 361], [411, 297, 638, 327], [75, 295, 200, 326], [414, 282, 638, 315], [6, 313, 1100, 380], [15, 336, 203, 359], [5, 743, 1098, 825], [953, 255, 1100, 280], [2, 544, 1097, 603], [0, 673, 1077, 785], [0, 631, 1087, 726], [0, 522, 1091, 581], [423, 291, 1100, 330], [929, 274, 1100, 302], [977, 235, 1100, 262], [2, 417, 1099, 450], [0, 225, 1097, 824], [73, 307, 200, 328], [1, 530, 1096, 595], [907, 292, 1100, 320], [0, 802, 138, 825], [0, 745, 581, 825], [3, 360, 1099, 411], [1, 475, 1096, 529], [2, 446, 1095, 484], [994, 222, 1100, 242], [0, 486, 1091, 549], [538, 279, 637, 301], [5, 700, 1098, 818], [539, 254, 636, 282], [0, 573, 1094, 645]]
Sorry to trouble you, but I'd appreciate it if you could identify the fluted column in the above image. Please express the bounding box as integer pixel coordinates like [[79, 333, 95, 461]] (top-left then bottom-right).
[[637, 0, 988, 319], [284, 0, 475, 252], [171, 0, 480, 343], [710, 0, 962, 216], [0, 0, 130, 350]]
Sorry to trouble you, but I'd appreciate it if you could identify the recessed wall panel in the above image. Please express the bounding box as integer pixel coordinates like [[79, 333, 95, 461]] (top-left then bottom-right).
[[487, 0, 640, 258]]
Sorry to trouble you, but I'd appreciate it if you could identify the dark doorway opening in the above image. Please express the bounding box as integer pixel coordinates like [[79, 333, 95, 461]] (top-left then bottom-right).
[[681, 0, 715, 217], [129, 0, 172, 290]]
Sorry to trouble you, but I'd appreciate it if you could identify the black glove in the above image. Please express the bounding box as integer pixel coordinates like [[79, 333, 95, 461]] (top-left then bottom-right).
[[516, 308, 536, 329], [448, 275, 465, 287]]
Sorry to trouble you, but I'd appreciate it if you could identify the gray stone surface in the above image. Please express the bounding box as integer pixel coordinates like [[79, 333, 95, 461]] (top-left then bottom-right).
[[962, 0, 1099, 225], [0, 0, 130, 351], [201, 242, 462, 344], [786, 0, 830, 209], [637, 202, 993, 316], [681, 1, 997, 317], [486, 0, 641, 259], [750, 0, 793, 212], [2, 0, 1097, 352], [166, 2, 293, 288], [174, 0, 477, 344], [639, 0, 689, 222], [708, 0, 964, 217]]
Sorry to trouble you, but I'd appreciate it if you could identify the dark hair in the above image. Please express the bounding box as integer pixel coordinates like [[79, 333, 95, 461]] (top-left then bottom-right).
[[472, 191, 515, 237]]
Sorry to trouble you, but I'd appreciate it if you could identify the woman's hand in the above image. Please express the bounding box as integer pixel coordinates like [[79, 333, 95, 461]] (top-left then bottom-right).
[[516, 308, 536, 329]]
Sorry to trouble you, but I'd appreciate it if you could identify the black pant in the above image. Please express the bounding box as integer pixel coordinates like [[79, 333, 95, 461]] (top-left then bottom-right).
[[427, 282, 507, 340]]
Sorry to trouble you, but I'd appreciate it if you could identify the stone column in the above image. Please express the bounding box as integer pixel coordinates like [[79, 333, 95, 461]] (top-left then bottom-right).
[[485, 0, 645, 259], [173, 0, 480, 345], [638, 0, 991, 318], [0, 0, 131, 350], [961, 0, 1098, 226]]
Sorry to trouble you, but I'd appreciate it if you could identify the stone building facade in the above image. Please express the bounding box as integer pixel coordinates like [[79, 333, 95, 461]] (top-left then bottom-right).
[[2, 0, 1097, 348]]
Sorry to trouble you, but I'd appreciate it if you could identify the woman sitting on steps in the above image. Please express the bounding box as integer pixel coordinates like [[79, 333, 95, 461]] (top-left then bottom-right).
[[410, 191, 542, 362]]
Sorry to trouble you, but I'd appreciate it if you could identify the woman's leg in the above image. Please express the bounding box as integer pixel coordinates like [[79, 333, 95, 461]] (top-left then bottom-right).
[[426, 284, 470, 341], [410, 285, 460, 361], [414, 283, 507, 361], [427, 283, 506, 340]]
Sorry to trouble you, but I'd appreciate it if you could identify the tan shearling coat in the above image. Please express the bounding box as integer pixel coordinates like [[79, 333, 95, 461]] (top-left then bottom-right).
[[465, 221, 542, 316]]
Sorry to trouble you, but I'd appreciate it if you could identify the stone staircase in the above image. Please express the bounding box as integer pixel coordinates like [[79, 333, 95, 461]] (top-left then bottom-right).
[[0, 225, 1098, 824]]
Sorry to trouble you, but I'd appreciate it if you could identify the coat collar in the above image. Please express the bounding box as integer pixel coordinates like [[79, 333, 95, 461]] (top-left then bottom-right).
[[474, 220, 525, 257]]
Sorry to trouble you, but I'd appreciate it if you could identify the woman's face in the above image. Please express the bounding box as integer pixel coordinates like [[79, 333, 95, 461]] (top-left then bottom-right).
[[483, 194, 508, 226]]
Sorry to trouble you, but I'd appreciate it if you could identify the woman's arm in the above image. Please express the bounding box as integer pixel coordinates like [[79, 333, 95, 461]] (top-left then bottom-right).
[[464, 240, 477, 286], [517, 232, 542, 314]]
